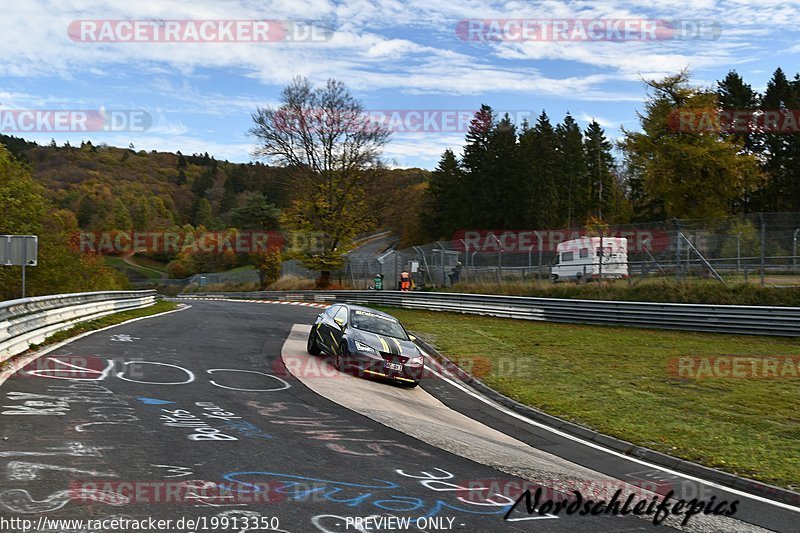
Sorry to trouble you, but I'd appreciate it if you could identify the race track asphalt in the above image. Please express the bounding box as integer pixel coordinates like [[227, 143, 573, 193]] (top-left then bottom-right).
[[0, 300, 795, 532]]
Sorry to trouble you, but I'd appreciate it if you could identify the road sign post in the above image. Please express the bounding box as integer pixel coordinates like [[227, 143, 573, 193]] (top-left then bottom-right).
[[1, 235, 38, 298]]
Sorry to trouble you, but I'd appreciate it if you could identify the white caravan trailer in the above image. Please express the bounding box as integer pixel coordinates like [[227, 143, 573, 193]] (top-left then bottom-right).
[[550, 237, 628, 282]]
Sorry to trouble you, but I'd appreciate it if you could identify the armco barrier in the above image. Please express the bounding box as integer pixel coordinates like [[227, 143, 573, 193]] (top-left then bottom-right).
[[177, 290, 800, 337], [0, 290, 157, 362]]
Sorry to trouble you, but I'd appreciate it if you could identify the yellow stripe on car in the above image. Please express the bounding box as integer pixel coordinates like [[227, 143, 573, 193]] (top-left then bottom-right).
[[377, 336, 390, 353], [363, 369, 415, 382], [391, 337, 403, 355]]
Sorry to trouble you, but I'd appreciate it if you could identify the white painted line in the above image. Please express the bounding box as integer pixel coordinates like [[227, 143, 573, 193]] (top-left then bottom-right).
[[176, 297, 329, 309], [421, 360, 800, 512], [0, 305, 191, 387]]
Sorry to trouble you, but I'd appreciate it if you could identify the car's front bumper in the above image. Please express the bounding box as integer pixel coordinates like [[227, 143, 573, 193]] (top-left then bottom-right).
[[345, 350, 423, 383]]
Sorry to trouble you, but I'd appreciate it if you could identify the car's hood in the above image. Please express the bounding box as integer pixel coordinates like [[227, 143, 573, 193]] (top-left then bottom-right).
[[352, 329, 419, 357]]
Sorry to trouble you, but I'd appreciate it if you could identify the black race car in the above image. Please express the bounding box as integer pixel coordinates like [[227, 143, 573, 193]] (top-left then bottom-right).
[[307, 303, 424, 387]]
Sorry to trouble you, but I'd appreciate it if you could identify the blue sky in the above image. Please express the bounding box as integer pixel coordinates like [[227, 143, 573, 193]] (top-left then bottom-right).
[[1, 0, 799, 169]]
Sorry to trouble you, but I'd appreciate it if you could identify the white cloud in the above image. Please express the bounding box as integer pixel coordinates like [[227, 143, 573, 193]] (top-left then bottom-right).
[[3, 0, 799, 167], [578, 112, 615, 128]]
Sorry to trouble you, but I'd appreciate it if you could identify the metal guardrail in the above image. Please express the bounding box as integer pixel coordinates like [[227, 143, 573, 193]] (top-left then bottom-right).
[[177, 290, 800, 337], [0, 290, 158, 362]]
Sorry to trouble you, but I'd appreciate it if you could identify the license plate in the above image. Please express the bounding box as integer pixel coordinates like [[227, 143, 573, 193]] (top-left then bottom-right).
[[385, 362, 402, 371]]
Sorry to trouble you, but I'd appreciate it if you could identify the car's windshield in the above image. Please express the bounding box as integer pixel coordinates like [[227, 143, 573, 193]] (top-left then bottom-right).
[[351, 310, 408, 340]]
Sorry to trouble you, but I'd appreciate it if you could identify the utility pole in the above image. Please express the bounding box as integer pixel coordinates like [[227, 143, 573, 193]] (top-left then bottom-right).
[[596, 134, 603, 221], [596, 136, 603, 282]]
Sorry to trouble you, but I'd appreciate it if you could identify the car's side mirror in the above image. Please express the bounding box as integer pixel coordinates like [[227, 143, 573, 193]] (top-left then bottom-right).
[[408, 335, 416, 342], [334, 318, 345, 327]]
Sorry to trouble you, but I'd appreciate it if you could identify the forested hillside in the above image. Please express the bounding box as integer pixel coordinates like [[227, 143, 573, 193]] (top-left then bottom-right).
[[0, 135, 430, 282]]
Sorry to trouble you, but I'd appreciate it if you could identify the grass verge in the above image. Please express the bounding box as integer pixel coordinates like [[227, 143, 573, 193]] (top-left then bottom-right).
[[442, 280, 800, 306], [379, 307, 800, 491], [104, 256, 162, 280], [28, 300, 179, 349], [129, 255, 168, 272]]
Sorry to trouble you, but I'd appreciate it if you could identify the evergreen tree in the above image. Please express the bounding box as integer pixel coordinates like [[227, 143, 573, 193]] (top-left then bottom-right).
[[220, 175, 238, 212], [460, 105, 495, 227], [193, 198, 213, 228], [717, 70, 761, 212], [717, 70, 759, 152], [485, 114, 521, 227], [519, 112, 560, 228], [584, 121, 616, 221], [426, 149, 464, 238], [757, 68, 800, 211], [555, 113, 587, 227], [192, 166, 215, 197], [228, 193, 280, 230], [77, 195, 96, 228]]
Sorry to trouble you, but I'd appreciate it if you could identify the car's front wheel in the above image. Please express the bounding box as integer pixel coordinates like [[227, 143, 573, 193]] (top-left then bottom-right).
[[334, 343, 348, 371], [307, 329, 321, 356]]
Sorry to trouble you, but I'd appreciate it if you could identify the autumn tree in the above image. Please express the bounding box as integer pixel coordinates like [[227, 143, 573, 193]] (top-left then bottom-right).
[[249, 77, 389, 287], [621, 71, 761, 219], [0, 144, 124, 299]]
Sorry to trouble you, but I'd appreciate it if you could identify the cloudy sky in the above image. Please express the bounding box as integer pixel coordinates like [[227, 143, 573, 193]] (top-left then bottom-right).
[[1, 0, 798, 168]]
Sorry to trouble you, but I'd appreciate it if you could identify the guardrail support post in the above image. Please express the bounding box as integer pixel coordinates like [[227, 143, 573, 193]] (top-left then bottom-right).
[[674, 220, 681, 282], [537, 231, 543, 283], [760, 213, 766, 286], [736, 233, 741, 276]]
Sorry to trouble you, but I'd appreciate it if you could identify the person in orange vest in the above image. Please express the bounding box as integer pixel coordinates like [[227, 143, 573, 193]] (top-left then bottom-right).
[[399, 271, 412, 291]]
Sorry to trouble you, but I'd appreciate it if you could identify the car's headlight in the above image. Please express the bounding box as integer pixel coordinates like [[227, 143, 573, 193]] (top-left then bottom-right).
[[354, 340, 377, 353], [407, 356, 424, 366]]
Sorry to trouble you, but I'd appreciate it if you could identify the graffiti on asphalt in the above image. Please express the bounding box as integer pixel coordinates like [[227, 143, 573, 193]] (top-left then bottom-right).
[[221, 469, 514, 519], [246, 401, 430, 458]]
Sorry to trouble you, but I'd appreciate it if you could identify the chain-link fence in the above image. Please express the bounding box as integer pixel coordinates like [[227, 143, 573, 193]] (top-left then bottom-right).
[[339, 213, 800, 289]]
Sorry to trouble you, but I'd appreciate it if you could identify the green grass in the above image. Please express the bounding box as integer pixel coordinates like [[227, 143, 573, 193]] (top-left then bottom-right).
[[442, 280, 800, 306], [129, 255, 168, 272], [380, 307, 800, 491], [103, 256, 163, 280]]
